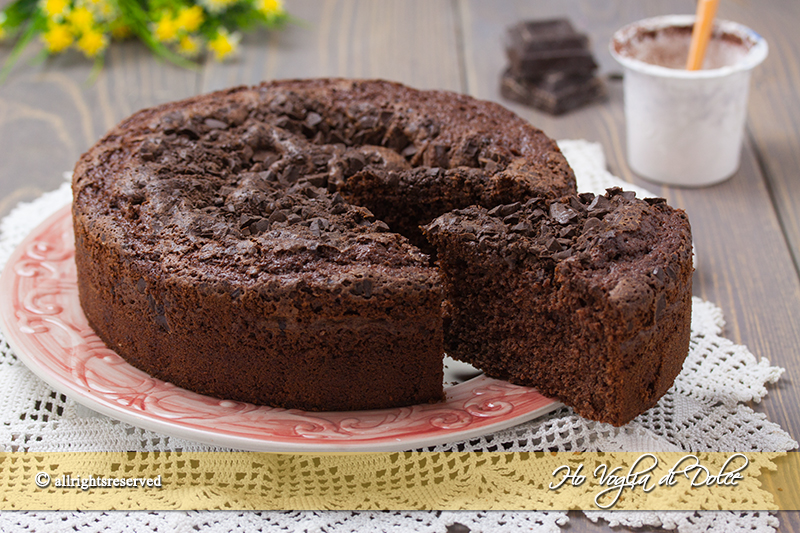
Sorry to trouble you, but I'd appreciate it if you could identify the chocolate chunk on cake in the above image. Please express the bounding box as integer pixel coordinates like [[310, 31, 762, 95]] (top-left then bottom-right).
[[424, 189, 693, 426], [72, 78, 577, 412]]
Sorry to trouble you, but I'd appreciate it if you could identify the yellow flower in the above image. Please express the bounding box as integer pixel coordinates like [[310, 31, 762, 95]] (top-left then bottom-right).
[[177, 34, 202, 57], [0, 26, 7, 42], [198, 0, 238, 14], [153, 13, 178, 43], [42, 23, 74, 53], [176, 5, 204, 33], [76, 27, 107, 56], [42, 0, 70, 19], [67, 6, 94, 33], [257, 0, 284, 16], [208, 29, 239, 61]]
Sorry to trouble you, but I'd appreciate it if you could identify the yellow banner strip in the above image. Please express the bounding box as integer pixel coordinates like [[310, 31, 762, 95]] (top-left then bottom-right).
[[0, 451, 796, 511]]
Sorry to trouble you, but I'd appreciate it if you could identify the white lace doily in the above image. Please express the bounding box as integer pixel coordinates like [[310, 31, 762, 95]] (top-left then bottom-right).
[[0, 140, 795, 533]]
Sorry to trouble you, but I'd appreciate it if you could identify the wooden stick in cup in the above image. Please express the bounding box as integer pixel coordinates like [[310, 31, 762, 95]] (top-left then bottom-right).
[[686, 0, 720, 70]]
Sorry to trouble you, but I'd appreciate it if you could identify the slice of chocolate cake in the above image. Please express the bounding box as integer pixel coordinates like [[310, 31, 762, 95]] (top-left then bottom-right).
[[424, 188, 693, 426]]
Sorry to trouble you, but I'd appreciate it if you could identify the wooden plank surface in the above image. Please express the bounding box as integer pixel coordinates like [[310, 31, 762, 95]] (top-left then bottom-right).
[[720, 0, 800, 272], [0, 40, 198, 219], [200, 0, 463, 93], [0, 0, 799, 530]]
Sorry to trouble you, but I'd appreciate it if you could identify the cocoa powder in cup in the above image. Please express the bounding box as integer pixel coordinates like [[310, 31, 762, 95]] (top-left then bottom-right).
[[610, 15, 767, 187]]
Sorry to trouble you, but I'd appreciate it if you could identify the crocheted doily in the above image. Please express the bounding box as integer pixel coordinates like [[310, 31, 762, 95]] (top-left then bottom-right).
[[0, 140, 795, 532]]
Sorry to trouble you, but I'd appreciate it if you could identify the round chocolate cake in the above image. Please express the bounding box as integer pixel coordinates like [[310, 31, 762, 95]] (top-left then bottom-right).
[[73, 78, 692, 424], [72, 78, 578, 413]]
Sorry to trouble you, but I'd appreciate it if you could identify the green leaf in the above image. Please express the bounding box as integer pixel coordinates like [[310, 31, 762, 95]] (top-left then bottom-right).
[[2, 0, 40, 29], [0, 19, 36, 82]]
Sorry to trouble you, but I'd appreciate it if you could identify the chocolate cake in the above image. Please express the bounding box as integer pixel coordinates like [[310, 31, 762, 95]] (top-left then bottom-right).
[[424, 189, 693, 426], [72, 78, 578, 412]]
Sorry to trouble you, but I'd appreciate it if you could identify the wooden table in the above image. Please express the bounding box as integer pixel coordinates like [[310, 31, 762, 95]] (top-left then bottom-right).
[[1, 0, 798, 530]]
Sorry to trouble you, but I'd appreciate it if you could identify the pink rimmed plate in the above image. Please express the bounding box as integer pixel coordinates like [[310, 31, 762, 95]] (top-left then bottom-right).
[[0, 206, 562, 452]]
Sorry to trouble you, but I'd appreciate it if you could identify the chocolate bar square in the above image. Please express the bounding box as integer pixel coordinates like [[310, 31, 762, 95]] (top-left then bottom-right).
[[506, 19, 588, 54], [505, 18, 597, 76], [507, 48, 598, 77], [500, 68, 606, 115]]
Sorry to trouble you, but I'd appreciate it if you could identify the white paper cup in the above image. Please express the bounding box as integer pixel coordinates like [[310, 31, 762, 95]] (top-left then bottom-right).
[[610, 15, 768, 187]]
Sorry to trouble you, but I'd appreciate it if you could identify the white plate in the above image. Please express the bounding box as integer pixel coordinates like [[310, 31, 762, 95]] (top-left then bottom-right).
[[0, 206, 561, 452]]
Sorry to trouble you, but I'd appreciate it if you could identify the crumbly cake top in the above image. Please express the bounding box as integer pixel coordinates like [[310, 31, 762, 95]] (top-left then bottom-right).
[[72, 79, 576, 290], [424, 187, 691, 315]]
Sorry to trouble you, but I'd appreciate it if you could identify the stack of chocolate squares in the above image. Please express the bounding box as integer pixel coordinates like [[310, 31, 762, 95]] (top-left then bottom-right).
[[501, 18, 606, 115]]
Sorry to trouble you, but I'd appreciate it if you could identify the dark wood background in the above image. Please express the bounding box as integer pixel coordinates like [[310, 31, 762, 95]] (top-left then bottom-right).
[[1, 0, 798, 530]]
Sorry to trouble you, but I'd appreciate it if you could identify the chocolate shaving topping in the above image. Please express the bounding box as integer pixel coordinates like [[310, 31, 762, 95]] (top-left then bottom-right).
[[268, 209, 288, 223], [305, 112, 323, 128], [511, 220, 534, 235], [96, 80, 637, 296], [545, 237, 562, 252], [401, 145, 418, 158], [583, 217, 602, 232], [530, 208, 546, 220], [303, 173, 328, 187], [523, 197, 543, 208], [489, 202, 522, 218], [479, 157, 499, 173], [559, 226, 577, 239], [549, 201, 578, 224], [568, 196, 586, 213], [645, 197, 667, 205], [241, 218, 265, 235], [239, 213, 258, 228], [205, 118, 229, 130], [587, 195, 611, 216], [309, 217, 330, 237]]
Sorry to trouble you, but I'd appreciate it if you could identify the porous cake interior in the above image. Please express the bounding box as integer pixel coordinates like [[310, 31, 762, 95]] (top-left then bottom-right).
[[425, 189, 692, 425]]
